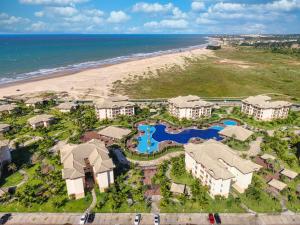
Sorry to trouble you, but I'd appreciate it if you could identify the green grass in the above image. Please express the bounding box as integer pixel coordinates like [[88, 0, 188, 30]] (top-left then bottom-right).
[[0, 194, 92, 212], [239, 192, 282, 213], [0, 172, 23, 188], [113, 47, 300, 101], [161, 196, 245, 213]]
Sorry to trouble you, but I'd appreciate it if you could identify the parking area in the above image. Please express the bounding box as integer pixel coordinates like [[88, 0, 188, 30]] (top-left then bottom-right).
[[1, 213, 300, 225]]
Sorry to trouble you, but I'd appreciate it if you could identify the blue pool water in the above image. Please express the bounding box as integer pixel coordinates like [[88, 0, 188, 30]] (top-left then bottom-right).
[[222, 119, 238, 126], [137, 124, 222, 153], [210, 125, 224, 131]]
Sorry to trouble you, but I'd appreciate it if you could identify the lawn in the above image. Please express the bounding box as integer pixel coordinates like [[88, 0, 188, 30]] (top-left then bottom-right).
[[113, 47, 300, 102], [0, 171, 23, 188]]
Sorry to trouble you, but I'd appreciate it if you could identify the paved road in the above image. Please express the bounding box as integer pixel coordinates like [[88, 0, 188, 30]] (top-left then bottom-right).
[[2, 213, 300, 225]]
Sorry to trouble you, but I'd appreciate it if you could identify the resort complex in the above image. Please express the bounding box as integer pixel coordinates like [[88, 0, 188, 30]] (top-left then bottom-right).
[[185, 140, 261, 198], [0, 92, 299, 218], [168, 95, 213, 119], [241, 95, 291, 121], [95, 96, 135, 120], [60, 139, 115, 199]]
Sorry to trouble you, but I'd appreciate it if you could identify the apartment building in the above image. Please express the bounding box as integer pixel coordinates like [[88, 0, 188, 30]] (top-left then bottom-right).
[[185, 140, 261, 198], [241, 95, 291, 121], [95, 96, 135, 120], [60, 139, 115, 199], [168, 95, 213, 120]]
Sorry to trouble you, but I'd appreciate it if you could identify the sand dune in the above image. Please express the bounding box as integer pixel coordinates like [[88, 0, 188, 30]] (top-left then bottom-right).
[[0, 48, 213, 100]]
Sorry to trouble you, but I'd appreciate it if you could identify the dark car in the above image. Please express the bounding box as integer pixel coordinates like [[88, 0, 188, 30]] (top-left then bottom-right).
[[214, 213, 221, 224], [0, 213, 12, 225], [87, 212, 95, 223], [208, 213, 215, 224]]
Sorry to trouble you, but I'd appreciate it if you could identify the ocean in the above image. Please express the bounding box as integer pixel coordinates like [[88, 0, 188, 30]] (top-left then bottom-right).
[[0, 34, 208, 84]]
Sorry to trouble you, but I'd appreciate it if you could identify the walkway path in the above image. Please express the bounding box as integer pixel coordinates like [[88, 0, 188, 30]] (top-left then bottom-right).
[[86, 189, 97, 213], [127, 151, 184, 167], [16, 169, 28, 188]]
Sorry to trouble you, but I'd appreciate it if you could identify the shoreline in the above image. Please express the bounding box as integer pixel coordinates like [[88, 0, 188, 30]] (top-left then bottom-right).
[[0, 42, 209, 89], [0, 45, 214, 99]]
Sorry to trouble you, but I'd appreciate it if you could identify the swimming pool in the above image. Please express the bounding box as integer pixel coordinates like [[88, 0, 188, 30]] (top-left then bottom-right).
[[137, 124, 223, 153], [222, 119, 238, 126]]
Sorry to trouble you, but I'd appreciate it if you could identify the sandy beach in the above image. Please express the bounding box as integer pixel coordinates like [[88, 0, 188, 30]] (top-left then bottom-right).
[[0, 47, 214, 100]]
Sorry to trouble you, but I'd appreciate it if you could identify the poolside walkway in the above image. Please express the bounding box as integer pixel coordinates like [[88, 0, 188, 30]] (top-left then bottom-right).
[[127, 151, 184, 167]]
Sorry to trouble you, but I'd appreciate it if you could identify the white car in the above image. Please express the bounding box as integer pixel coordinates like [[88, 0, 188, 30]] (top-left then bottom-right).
[[134, 214, 141, 225], [79, 213, 88, 225], [154, 214, 160, 225]]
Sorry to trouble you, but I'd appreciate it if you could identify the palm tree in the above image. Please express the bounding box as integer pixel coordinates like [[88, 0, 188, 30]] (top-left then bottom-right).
[[8, 163, 17, 173]]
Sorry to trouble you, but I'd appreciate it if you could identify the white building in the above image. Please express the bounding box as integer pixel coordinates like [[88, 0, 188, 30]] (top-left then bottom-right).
[[0, 140, 11, 178], [60, 139, 115, 199], [168, 95, 213, 120], [95, 97, 135, 120], [56, 102, 78, 113], [185, 140, 261, 198], [241, 95, 291, 121], [27, 114, 55, 129]]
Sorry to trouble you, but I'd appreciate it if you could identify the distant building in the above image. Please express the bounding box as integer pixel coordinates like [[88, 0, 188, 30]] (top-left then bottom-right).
[[168, 95, 213, 120], [98, 126, 131, 141], [280, 168, 298, 180], [56, 102, 78, 113], [25, 97, 45, 107], [95, 96, 135, 120], [185, 140, 261, 198], [0, 104, 18, 116], [241, 95, 291, 121], [0, 140, 11, 178], [0, 123, 11, 134], [170, 182, 186, 195], [60, 139, 115, 199], [268, 179, 287, 192], [219, 126, 253, 142], [27, 114, 55, 129]]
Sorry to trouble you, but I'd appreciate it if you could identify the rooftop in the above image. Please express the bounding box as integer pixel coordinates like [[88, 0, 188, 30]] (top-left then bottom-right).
[[260, 153, 276, 161], [185, 140, 261, 180], [27, 114, 54, 125], [268, 179, 287, 191], [95, 96, 135, 109], [242, 95, 291, 109], [60, 139, 115, 180], [168, 95, 213, 108], [98, 126, 131, 140], [170, 183, 186, 194], [56, 102, 77, 110], [25, 97, 44, 105], [0, 123, 10, 131], [0, 104, 17, 112], [280, 168, 298, 179], [219, 126, 253, 141]]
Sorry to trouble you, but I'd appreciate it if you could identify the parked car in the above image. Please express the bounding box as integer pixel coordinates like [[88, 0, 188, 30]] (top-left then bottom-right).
[[87, 212, 95, 223], [214, 213, 221, 224], [134, 214, 141, 225], [208, 213, 215, 224], [153, 214, 160, 225], [0, 214, 12, 225], [79, 213, 88, 225]]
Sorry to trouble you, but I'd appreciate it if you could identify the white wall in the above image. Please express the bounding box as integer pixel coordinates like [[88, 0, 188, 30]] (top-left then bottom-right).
[[66, 178, 85, 199], [96, 170, 114, 191]]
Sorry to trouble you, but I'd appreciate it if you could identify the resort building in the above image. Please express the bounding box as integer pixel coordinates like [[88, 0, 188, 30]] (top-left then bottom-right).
[[280, 168, 298, 180], [56, 102, 78, 113], [219, 126, 253, 142], [27, 114, 55, 129], [241, 95, 291, 121], [25, 97, 44, 107], [268, 179, 287, 192], [168, 95, 213, 120], [0, 140, 11, 178], [185, 140, 261, 198], [60, 139, 115, 199], [95, 96, 135, 120], [98, 126, 131, 141], [0, 104, 18, 115], [0, 123, 11, 134]]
